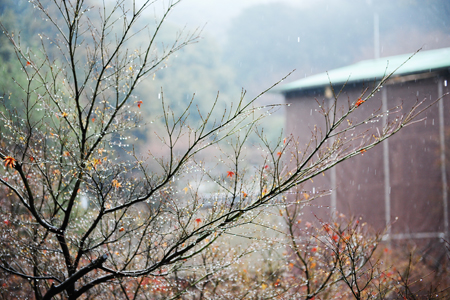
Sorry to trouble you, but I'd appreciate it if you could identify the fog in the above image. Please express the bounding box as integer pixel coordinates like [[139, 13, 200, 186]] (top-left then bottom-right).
[[168, 0, 308, 40], [173, 1, 448, 133], [154, 0, 450, 108]]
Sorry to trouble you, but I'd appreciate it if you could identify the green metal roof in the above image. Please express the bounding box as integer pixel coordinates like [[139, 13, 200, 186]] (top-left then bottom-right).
[[273, 47, 450, 94]]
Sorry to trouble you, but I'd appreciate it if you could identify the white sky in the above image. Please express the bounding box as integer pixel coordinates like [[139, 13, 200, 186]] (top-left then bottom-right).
[[166, 0, 309, 39]]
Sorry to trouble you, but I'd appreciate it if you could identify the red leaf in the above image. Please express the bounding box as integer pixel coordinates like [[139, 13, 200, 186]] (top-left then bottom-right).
[[137, 100, 143, 108], [227, 171, 235, 178], [355, 98, 365, 107]]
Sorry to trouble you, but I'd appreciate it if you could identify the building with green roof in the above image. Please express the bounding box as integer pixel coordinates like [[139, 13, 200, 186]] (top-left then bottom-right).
[[274, 47, 450, 254], [274, 47, 450, 94]]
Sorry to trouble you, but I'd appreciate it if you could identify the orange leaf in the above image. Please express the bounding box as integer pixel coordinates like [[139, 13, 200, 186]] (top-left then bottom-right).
[[3, 156, 16, 168], [276, 151, 282, 157], [195, 218, 201, 224], [262, 187, 268, 196], [92, 158, 101, 167], [227, 171, 235, 178], [119, 227, 125, 232], [355, 98, 365, 107], [62, 112, 68, 118], [112, 179, 122, 188], [26, 61, 31, 66], [137, 100, 143, 108]]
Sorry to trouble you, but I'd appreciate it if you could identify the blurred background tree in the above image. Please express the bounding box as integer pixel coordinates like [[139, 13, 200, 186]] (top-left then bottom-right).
[[2, 0, 450, 144]]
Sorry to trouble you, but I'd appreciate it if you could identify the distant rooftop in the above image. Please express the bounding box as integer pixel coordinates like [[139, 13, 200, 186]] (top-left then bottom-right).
[[273, 47, 450, 94]]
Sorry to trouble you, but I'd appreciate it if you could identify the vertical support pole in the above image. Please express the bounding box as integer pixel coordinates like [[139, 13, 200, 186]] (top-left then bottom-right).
[[330, 158, 337, 214], [329, 97, 337, 214], [438, 80, 449, 240], [382, 88, 391, 240]]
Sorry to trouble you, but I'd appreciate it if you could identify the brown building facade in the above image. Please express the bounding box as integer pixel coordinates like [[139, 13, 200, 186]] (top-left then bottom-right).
[[275, 48, 450, 247]]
